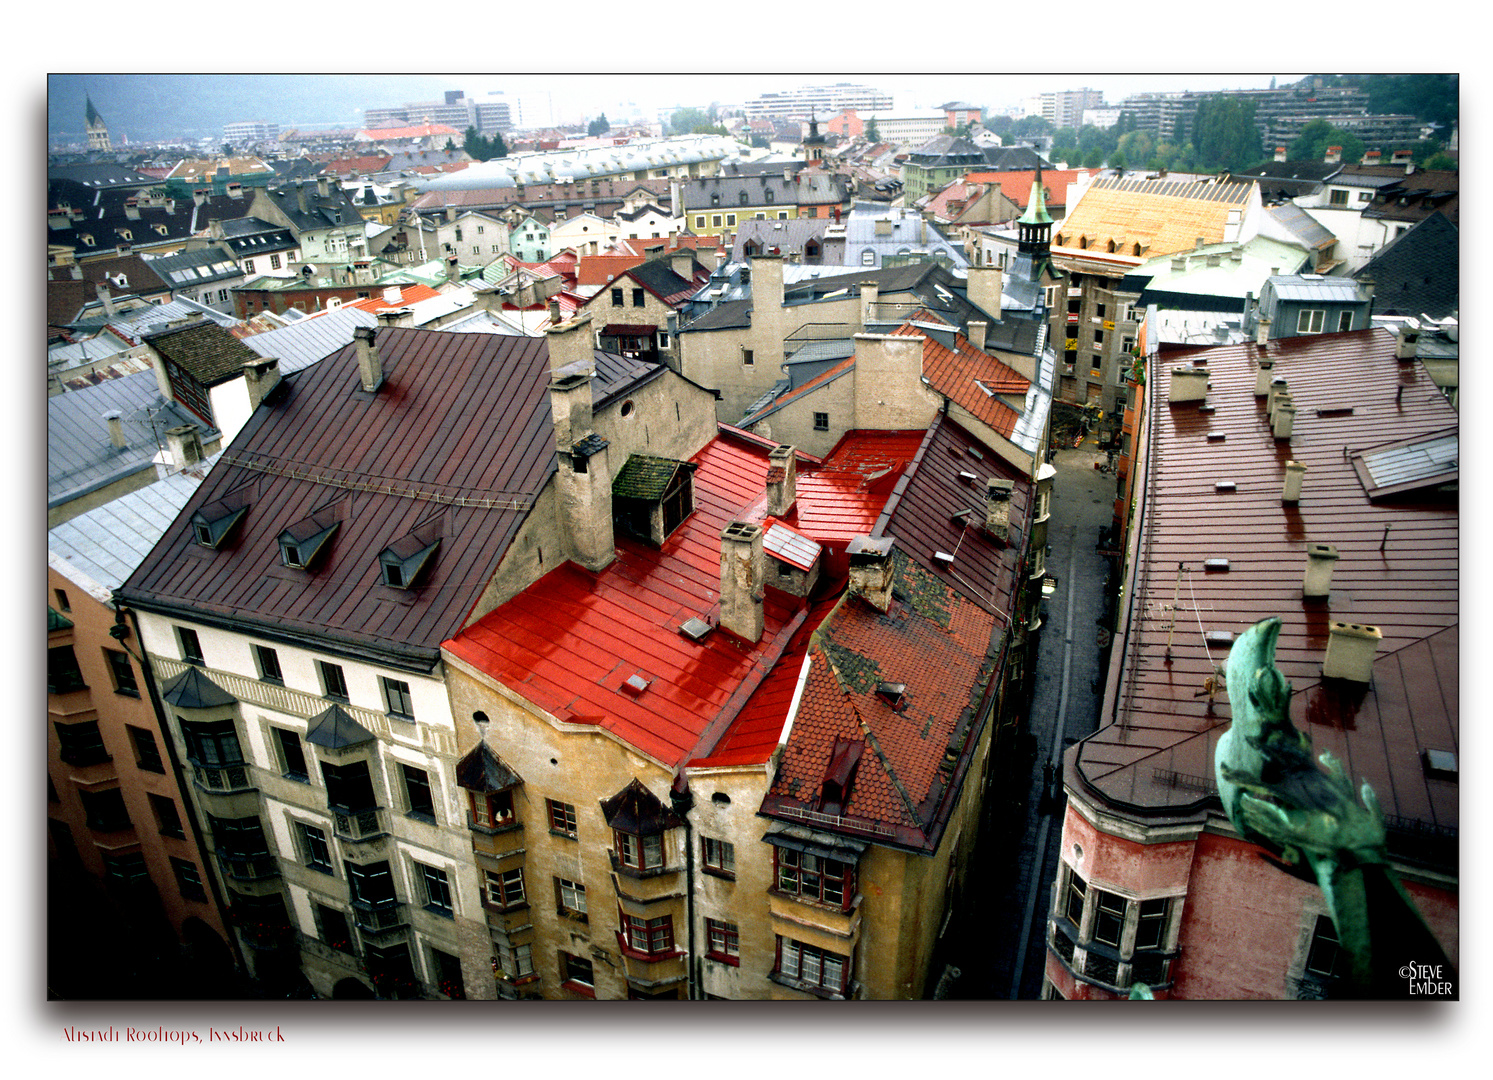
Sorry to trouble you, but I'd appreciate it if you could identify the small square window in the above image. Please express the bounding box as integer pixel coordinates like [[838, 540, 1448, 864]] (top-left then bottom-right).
[[297, 821, 333, 874], [560, 950, 594, 995], [611, 287, 624, 306], [177, 627, 204, 665], [105, 648, 139, 696], [742, 348, 754, 366], [469, 789, 515, 830], [486, 867, 526, 908], [128, 725, 164, 772], [702, 836, 735, 878], [171, 857, 206, 900], [149, 793, 185, 838], [813, 412, 829, 431], [401, 764, 436, 821], [319, 660, 348, 701], [555, 876, 587, 918], [706, 917, 740, 964], [253, 644, 283, 684], [274, 727, 308, 780], [418, 862, 454, 917], [382, 676, 414, 719], [547, 799, 578, 838]]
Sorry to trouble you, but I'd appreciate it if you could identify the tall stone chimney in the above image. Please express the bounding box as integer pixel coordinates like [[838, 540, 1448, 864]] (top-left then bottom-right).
[[719, 521, 765, 642], [549, 357, 613, 573], [354, 326, 384, 392], [546, 313, 596, 376], [967, 321, 988, 352], [966, 265, 1003, 319], [1395, 324, 1420, 359], [750, 251, 784, 311], [317, 175, 331, 198], [852, 333, 937, 430], [1274, 147, 1287, 162], [1282, 460, 1307, 504], [164, 424, 204, 470], [766, 445, 797, 517], [94, 281, 116, 317], [847, 535, 895, 613], [859, 281, 879, 327], [242, 356, 281, 410]]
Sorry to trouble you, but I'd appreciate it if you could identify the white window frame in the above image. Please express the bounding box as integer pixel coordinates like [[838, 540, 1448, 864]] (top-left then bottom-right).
[[1298, 308, 1326, 334]]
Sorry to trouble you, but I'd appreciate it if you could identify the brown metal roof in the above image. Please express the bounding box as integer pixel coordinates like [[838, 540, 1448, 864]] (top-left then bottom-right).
[[118, 327, 556, 670], [1080, 329, 1457, 849]]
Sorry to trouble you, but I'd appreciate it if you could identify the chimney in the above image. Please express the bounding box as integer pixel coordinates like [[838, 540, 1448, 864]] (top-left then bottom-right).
[[1395, 324, 1420, 359], [445, 254, 460, 282], [446, 205, 457, 223], [750, 251, 784, 311], [296, 182, 308, 214], [1274, 146, 1287, 162], [164, 424, 204, 470], [847, 535, 895, 613], [124, 199, 140, 220], [669, 250, 695, 280], [1255, 316, 1272, 347], [242, 355, 281, 410], [103, 410, 126, 448], [546, 312, 596, 376], [719, 521, 765, 643], [1171, 255, 1187, 272], [1267, 377, 1289, 415], [94, 281, 117, 316], [1272, 399, 1295, 440], [1167, 366, 1210, 403], [966, 266, 1002, 319], [317, 175, 330, 198], [859, 280, 880, 326], [1324, 146, 1341, 164], [1362, 150, 1382, 166], [714, 250, 728, 274], [353, 325, 384, 391], [1323, 621, 1381, 683], [547, 299, 561, 325], [766, 445, 798, 517], [852, 333, 934, 429], [967, 320, 987, 352], [1283, 460, 1307, 504], [377, 306, 415, 328], [549, 356, 613, 572], [1302, 542, 1338, 600], [984, 478, 1015, 540]]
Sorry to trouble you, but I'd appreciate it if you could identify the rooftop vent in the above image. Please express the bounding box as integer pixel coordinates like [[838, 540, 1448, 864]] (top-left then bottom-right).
[[1214, 481, 1236, 493], [875, 681, 907, 708], [679, 616, 713, 642], [1323, 621, 1381, 683], [1203, 559, 1230, 572], [1423, 749, 1458, 779], [1303, 542, 1339, 600], [1283, 461, 1307, 504], [933, 550, 956, 566], [622, 673, 651, 696], [1204, 630, 1235, 648]]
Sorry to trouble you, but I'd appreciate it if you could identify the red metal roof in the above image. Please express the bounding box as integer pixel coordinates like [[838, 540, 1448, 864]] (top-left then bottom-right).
[[444, 426, 927, 767], [338, 284, 442, 314], [1083, 329, 1458, 836]]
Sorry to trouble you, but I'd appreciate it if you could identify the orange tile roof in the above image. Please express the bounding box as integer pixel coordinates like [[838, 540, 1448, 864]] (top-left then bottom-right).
[[338, 283, 442, 314], [963, 168, 1086, 211]]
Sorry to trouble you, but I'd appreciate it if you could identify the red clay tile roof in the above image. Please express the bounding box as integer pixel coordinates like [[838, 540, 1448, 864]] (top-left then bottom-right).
[[1081, 328, 1457, 839], [760, 551, 999, 850], [963, 169, 1086, 211]]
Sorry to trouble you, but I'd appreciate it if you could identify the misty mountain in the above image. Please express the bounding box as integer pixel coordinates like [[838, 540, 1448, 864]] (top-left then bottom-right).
[[49, 74, 465, 145]]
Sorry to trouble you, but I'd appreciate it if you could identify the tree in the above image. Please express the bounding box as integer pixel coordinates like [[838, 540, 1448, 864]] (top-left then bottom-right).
[[587, 113, 610, 137], [1117, 129, 1154, 165], [1422, 150, 1456, 171], [668, 107, 712, 136], [1082, 146, 1105, 169], [463, 126, 507, 162], [1288, 119, 1364, 166], [865, 116, 880, 143], [1108, 148, 1126, 173], [1190, 94, 1261, 172]]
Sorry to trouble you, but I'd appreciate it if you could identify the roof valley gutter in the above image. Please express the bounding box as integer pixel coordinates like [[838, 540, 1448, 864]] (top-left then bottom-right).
[[774, 651, 815, 767], [871, 418, 940, 537]]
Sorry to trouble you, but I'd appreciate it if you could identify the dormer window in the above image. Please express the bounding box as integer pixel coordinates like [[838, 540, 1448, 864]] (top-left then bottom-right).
[[278, 508, 340, 570], [600, 778, 682, 879], [612, 455, 695, 546], [379, 518, 443, 588], [190, 492, 251, 549]]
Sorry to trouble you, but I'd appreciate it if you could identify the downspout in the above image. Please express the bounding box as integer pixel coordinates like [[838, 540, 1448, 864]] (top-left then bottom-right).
[[113, 601, 246, 975], [669, 777, 697, 1000]]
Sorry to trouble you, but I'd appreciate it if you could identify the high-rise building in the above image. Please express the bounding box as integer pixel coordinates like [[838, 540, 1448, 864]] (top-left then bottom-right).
[[743, 83, 893, 123]]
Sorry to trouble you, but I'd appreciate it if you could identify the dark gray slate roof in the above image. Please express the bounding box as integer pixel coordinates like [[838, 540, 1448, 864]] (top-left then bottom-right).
[[160, 666, 236, 708], [1355, 213, 1459, 319]]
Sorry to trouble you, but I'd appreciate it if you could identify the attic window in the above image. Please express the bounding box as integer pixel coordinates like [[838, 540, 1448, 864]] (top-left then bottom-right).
[[277, 509, 340, 570], [379, 520, 442, 588], [1423, 749, 1457, 778], [875, 682, 907, 708], [819, 739, 863, 816], [612, 455, 696, 546], [190, 494, 251, 549]]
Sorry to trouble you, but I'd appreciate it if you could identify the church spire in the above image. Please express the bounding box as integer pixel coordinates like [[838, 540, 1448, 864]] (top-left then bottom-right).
[[1017, 153, 1052, 259]]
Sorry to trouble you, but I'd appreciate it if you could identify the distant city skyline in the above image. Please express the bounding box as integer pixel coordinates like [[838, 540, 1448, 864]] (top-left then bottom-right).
[[48, 73, 1310, 147]]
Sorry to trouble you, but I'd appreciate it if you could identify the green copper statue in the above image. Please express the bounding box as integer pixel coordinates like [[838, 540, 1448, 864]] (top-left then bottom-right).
[[1215, 617, 1452, 998]]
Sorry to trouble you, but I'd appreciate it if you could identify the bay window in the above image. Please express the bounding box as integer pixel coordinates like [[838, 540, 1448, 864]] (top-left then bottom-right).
[[774, 937, 850, 997]]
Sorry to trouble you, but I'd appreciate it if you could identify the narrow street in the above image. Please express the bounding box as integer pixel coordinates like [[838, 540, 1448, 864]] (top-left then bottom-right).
[[934, 439, 1119, 1000]]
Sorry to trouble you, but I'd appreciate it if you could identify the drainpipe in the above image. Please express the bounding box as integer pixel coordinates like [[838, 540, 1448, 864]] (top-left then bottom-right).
[[669, 777, 697, 1000], [114, 601, 247, 977]]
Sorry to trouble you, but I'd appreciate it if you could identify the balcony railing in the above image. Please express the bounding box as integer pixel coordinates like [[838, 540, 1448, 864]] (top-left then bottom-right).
[[351, 902, 407, 938], [193, 763, 254, 793], [333, 806, 387, 843]]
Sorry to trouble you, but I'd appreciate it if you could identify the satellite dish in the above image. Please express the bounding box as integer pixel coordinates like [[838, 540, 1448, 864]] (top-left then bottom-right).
[[301, 264, 314, 278]]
